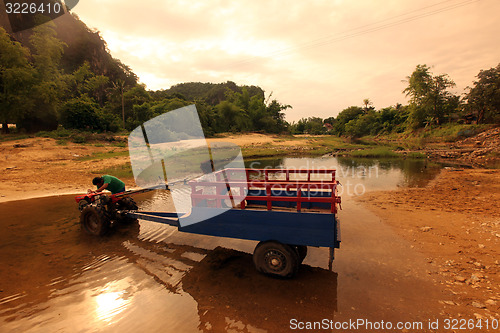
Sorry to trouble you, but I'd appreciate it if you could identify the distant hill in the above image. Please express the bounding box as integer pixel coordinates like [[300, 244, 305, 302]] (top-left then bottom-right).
[[0, 7, 136, 85], [157, 81, 266, 106]]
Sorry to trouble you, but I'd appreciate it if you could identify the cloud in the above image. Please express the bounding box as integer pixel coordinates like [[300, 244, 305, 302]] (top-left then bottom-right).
[[73, 0, 500, 121]]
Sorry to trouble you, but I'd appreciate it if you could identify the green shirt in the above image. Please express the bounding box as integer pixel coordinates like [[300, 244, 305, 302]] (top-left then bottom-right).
[[99, 175, 125, 194]]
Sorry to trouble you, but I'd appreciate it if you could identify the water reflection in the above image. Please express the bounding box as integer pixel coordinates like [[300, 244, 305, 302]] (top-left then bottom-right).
[[181, 247, 338, 333], [0, 190, 342, 333], [246, 156, 442, 195], [94, 290, 129, 323], [337, 157, 441, 188]]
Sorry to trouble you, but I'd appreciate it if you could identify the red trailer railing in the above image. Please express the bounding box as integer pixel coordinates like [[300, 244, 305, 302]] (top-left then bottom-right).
[[189, 168, 341, 214]]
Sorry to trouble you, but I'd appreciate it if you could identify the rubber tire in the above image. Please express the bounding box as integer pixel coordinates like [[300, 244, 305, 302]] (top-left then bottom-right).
[[81, 206, 110, 236], [293, 245, 308, 263], [117, 197, 138, 224], [253, 241, 299, 278], [78, 199, 89, 212]]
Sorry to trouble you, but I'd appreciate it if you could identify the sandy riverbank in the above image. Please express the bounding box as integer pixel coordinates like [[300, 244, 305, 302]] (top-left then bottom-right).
[[359, 168, 500, 320], [0, 134, 310, 203]]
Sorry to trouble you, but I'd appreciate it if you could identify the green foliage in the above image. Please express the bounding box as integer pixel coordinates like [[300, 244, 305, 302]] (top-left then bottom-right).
[[345, 112, 379, 138], [16, 19, 66, 132], [3, 10, 497, 141], [406, 152, 427, 159], [348, 147, 399, 158], [71, 134, 87, 143], [216, 101, 249, 132], [96, 162, 133, 179], [334, 106, 364, 135], [36, 126, 72, 138], [163, 81, 265, 106], [60, 96, 100, 130], [0, 27, 35, 133], [465, 63, 500, 124], [404, 64, 457, 128], [419, 123, 489, 142], [66, 62, 109, 106]]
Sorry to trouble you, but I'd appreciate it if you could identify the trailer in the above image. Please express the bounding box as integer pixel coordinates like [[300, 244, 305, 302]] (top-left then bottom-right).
[[76, 168, 341, 278]]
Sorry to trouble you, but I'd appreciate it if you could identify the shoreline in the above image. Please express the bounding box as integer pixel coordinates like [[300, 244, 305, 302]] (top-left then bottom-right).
[[1, 131, 498, 204]]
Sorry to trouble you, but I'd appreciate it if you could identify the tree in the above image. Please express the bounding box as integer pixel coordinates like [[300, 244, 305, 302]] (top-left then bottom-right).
[[345, 111, 378, 138], [290, 117, 324, 134], [465, 63, 500, 124], [65, 62, 110, 107], [403, 64, 456, 127], [265, 100, 290, 133], [215, 101, 250, 132], [362, 98, 374, 113], [18, 18, 67, 132], [333, 106, 364, 135], [0, 28, 35, 133], [112, 79, 126, 128]]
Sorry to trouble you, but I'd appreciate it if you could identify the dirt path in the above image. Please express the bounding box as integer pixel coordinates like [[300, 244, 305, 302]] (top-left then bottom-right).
[[359, 168, 500, 320]]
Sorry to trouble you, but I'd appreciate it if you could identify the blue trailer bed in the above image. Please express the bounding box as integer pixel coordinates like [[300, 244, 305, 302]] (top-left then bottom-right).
[[126, 168, 342, 277]]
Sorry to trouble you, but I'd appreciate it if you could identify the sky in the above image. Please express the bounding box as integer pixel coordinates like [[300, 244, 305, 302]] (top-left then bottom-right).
[[71, 0, 500, 122]]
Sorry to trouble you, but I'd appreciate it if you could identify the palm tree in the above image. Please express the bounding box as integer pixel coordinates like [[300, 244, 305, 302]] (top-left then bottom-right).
[[112, 79, 126, 128]]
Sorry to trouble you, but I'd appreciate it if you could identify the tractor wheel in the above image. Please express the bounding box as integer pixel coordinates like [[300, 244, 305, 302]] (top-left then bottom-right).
[[293, 245, 308, 263], [78, 199, 90, 212], [253, 241, 299, 278], [117, 197, 138, 224], [80, 206, 110, 236]]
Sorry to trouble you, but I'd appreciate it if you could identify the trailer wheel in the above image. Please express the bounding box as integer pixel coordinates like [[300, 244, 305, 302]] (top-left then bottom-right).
[[81, 206, 110, 236], [293, 245, 308, 263], [253, 241, 299, 278]]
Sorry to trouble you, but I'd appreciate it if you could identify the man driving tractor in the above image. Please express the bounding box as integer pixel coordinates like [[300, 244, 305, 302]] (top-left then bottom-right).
[[90, 175, 126, 194]]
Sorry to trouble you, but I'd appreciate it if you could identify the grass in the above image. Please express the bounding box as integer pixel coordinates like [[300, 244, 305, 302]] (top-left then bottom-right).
[[239, 135, 407, 159], [56, 139, 68, 146], [418, 123, 489, 142], [0, 133, 31, 142], [95, 162, 133, 179], [78, 150, 129, 161], [406, 151, 427, 159], [346, 147, 399, 158]]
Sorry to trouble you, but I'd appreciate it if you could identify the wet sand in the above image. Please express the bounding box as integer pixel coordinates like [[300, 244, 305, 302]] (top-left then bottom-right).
[[0, 190, 454, 332], [360, 168, 500, 322]]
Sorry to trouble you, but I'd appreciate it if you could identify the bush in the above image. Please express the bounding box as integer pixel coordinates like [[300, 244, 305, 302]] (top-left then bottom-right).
[[71, 134, 87, 143], [37, 126, 73, 138], [97, 110, 122, 132], [60, 96, 100, 130]]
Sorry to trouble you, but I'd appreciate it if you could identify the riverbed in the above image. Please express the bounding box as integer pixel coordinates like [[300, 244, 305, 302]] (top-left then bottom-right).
[[0, 157, 461, 332]]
